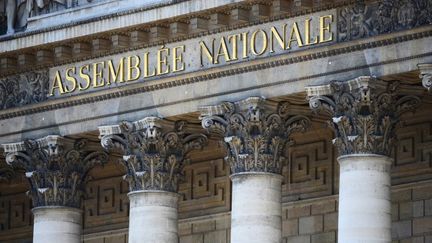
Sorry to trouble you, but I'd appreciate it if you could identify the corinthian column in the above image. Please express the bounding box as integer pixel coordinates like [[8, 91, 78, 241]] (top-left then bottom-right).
[[200, 97, 310, 243], [2, 136, 108, 243], [307, 77, 421, 243], [98, 117, 207, 243]]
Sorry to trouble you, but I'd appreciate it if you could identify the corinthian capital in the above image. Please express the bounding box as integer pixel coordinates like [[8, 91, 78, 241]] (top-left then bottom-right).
[[2, 136, 108, 208], [418, 63, 432, 92], [98, 117, 208, 193], [306, 76, 421, 156], [200, 97, 310, 175]]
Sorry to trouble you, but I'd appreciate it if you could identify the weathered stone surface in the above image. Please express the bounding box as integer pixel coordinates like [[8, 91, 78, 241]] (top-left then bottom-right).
[[99, 117, 207, 192], [392, 220, 412, 239], [307, 77, 421, 156], [323, 212, 337, 232], [128, 191, 179, 243], [200, 97, 310, 175], [33, 207, 82, 243], [282, 219, 298, 237], [299, 215, 323, 235], [311, 232, 335, 243], [413, 217, 432, 235], [287, 206, 311, 219], [286, 235, 311, 243], [2, 136, 107, 208]]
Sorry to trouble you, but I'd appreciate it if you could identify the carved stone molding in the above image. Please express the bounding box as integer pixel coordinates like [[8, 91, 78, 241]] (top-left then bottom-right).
[[338, 0, 432, 42], [199, 97, 311, 175], [2, 136, 108, 208], [418, 63, 432, 92], [0, 70, 48, 110], [306, 76, 422, 157], [99, 117, 208, 193]]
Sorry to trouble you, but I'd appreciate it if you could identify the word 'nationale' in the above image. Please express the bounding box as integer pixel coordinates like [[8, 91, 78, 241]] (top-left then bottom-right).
[[50, 15, 333, 96]]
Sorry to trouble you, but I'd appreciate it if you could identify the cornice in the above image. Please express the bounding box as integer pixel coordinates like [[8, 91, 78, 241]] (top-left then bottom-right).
[[0, 0, 189, 42], [0, 0, 354, 76], [0, 26, 431, 122]]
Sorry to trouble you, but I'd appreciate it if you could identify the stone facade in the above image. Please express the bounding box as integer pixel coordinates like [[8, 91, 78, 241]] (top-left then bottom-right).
[[0, 0, 432, 242]]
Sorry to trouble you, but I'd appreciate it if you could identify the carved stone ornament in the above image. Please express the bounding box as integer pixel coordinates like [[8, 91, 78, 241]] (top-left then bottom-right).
[[306, 76, 422, 157], [2, 0, 85, 35], [338, 0, 432, 42], [99, 117, 208, 193], [199, 97, 311, 175], [0, 70, 49, 110], [418, 63, 432, 92], [0, 163, 15, 182], [2, 136, 108, 208]]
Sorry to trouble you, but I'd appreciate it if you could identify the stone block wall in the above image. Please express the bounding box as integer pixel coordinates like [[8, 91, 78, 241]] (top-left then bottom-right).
[[85, 232, 128, 243], [282, 197, 338, 243], [176, 197, 339, 243], [392, 181, 432, 243], [82, 179, 432, 243], [178, 213, 230, 243]]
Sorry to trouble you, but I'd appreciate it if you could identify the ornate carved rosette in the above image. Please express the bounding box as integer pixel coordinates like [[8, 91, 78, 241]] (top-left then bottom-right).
[[200, 97, 310, 175], [99, 117, 208, 193], [2, 136, 108, 208], [418, 63, 432, 92], [307, 76, 421, 156]]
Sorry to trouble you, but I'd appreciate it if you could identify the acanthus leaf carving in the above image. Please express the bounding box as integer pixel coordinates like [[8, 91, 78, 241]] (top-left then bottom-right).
[[2, 136, 108, 208], [307, 76, 421, 157], [200, 97, 311, 175], [418, 63, 432, 92], [99, 117, 208, 193]]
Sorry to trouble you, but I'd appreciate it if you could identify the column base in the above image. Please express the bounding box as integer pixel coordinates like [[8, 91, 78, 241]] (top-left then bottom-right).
[[128, 190, 179, 243], [32, 206, 82, 243]]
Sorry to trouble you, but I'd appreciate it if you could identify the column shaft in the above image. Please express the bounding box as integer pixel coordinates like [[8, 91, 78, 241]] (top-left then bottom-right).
[[128, 191, 178, 243], [231, 173, 283, 243], [338, 154, 392, 243], [32, 207, 82, 243]]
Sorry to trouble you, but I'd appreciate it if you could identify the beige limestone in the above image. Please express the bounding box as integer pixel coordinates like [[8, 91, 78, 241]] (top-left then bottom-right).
[[338, 154, 392, 243], [32, 206, 83, 243], [230, 172, 283, 243], [128, 190, 179, 243]]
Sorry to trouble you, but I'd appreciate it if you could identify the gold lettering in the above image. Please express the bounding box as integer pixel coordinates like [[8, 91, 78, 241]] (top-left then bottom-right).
[[319, 15, 333, 43], [287, 22, 303, 49], [107, 58, 125, 84], [65, 67, 77, 92], [92, 62, 105, 88], [172, 45, 185, 73], [304, 18, 318, 45], [270, 25, 286, 52], [127, 55, 141, 81], [228, 34, 241, 61], [49, 71, 66, 96], [143, 52, 156, 78], [241, 32, 249, 59], [199, 40, 214, 66], [215, 37, 231, 64], [156, 45, 170, 75], [78, 65, 91, 91], [251, 29, 268, 56]]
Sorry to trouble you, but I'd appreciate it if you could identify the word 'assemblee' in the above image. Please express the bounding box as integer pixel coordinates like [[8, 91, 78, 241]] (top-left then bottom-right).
[[50, 15, 333, 96]]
